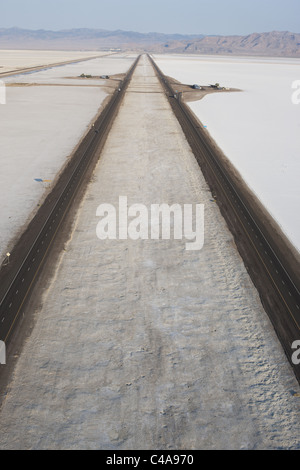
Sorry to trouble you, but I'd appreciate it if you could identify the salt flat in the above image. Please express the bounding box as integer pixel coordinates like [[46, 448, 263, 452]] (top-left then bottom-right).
[[0, 49, 102, 74], [153, 54, 300, 252], [0, 53, 136, 260], [0, 55, 298, 450]]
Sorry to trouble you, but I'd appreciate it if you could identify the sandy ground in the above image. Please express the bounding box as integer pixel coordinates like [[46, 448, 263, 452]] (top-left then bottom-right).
[[0, 55, 299, 450]]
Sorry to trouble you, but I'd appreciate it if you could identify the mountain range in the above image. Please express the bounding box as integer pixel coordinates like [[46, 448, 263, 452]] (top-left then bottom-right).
[[0, 28, 300, 57]]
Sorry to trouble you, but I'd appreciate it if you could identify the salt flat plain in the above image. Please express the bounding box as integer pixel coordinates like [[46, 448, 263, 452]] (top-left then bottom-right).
[[0, 49, 102, 74], [0, 52, 137, 259], [0, 55, 299, 451], [153, 54, 300, 252]]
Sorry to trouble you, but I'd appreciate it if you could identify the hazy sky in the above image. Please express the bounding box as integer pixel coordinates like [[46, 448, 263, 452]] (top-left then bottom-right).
[[1, 0, 300, 35]]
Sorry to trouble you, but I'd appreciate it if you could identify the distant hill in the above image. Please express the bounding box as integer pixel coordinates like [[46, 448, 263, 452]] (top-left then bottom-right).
[[0, 27, 299, 57], [170, 31, 300, 57]]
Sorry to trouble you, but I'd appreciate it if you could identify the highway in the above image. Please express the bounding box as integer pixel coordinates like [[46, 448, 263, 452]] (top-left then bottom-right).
[[0, 55, 140, 346], [149, 54, 300, 384]]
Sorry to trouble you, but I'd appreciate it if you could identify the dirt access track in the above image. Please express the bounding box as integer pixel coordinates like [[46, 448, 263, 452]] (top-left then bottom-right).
[[165, 75, 241, 102]]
